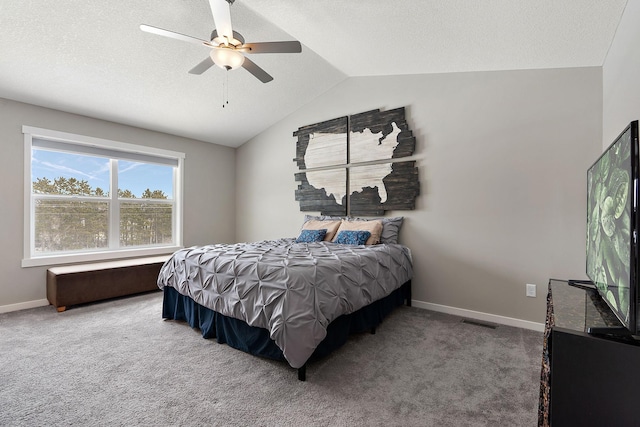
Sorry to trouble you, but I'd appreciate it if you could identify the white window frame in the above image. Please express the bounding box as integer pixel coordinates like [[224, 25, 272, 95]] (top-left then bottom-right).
[[22, 126, 185, 267]]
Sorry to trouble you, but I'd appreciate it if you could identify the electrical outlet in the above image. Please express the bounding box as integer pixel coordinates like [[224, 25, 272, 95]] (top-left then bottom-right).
[[526, 283, 537, 298]]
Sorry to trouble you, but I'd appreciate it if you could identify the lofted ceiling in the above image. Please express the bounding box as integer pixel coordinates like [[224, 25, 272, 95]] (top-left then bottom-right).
[[0, 0, 628, 148]]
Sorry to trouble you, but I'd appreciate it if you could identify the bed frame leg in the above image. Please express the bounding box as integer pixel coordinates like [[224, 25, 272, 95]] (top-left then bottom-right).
[[298, 364, 306, 382], [370, 327, 376, 334], [405, 280, 412, 307]]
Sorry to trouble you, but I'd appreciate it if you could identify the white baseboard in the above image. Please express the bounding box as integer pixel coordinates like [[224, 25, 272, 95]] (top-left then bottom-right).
[[411, 299, 545, 332], [0, 299, 50, 314], [0, 297, 545, 332]]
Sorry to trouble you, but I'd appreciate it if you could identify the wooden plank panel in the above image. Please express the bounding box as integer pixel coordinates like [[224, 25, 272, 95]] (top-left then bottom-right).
[[349, 107, 416, 164], [304, 132, 347, 169], [293, 116, 348, 170], [349, 161, 420, 216], [380, 161, 420, 210], [350, 122, 401, 164], [294, 170, 347, 215], [349, 163, 393, 204]]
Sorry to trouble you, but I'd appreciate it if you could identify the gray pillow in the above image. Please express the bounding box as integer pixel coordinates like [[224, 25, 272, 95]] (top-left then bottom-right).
[[302, 215, 403, 244], [377, 217, 404, 244]]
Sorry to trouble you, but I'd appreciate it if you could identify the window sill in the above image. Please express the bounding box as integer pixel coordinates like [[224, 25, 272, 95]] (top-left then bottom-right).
[[22, 246, 182, 268]]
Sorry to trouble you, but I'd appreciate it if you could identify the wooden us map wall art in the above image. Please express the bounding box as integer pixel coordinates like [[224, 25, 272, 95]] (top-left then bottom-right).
[[293, 107, 420, 216]]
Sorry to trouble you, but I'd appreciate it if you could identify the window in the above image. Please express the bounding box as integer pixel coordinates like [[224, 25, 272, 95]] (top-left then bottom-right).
[[23, 126, 184, 267]]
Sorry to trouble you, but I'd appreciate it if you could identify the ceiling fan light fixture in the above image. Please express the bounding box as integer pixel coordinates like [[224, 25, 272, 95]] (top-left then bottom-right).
[[210, 47, 244, 70]]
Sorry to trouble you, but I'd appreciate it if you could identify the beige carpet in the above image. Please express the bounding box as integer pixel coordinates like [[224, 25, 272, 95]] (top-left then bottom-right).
[[0, 291, 542, 426]]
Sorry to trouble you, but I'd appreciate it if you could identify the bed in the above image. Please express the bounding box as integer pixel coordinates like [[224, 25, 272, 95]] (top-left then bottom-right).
[[157, 217, 413, 380]]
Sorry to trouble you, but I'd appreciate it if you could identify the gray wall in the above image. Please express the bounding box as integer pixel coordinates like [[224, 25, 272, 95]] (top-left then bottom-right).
[[236, 67, 602, 324], [0, 98, 236, 308], [603, 0, 640, 145], [1, 62, 610, 324]]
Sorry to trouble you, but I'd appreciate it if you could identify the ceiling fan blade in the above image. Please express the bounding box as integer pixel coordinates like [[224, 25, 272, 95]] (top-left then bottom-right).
[[241, 57, 273, 83], [241, 41, 302, 54], [189, 56, 215, 75], [208, 0, 233, 42], [140, 24, 212, 47]]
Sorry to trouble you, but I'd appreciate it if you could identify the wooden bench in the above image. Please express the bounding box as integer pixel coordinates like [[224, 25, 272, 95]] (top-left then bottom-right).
[[46, 255, 171, 312]]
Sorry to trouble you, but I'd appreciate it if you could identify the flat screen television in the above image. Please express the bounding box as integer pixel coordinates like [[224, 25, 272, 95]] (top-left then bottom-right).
[[586, 120, 639, 335]]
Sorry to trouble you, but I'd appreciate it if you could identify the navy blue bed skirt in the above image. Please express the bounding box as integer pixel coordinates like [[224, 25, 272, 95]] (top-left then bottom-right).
[[162, 281, 411, 364]]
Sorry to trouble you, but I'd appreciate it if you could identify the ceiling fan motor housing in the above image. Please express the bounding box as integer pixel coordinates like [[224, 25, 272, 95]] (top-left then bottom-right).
[[210, 29, 245, 47]]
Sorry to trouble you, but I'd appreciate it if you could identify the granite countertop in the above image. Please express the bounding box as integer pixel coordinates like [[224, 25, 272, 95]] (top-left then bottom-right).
[[549, 279, 622, 332]]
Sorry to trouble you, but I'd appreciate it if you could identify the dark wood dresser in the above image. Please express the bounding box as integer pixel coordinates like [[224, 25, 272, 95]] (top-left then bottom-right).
[[539, 279, 640, 426]]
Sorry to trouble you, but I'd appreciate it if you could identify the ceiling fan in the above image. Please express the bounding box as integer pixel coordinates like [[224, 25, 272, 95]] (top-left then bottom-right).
[[140, 0, 302, 83]]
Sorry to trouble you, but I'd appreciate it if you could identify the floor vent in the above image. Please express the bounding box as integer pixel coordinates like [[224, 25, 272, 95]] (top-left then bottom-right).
[[462, 319, 497, 329]]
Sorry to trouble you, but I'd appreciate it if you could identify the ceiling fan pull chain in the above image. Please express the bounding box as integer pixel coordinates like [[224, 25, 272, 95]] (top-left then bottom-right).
[[222, 69, 227, 108], [221, 69, 231, 108]]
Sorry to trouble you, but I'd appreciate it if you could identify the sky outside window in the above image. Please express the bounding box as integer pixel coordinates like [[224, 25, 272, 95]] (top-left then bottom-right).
[[119, 160, 173, 199], [32, 149, 110, 195], [32, 150, 173, 198]]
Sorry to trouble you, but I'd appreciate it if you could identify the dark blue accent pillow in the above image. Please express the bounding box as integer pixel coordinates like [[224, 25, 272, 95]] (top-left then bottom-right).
[[334, 230, 371, 245], [296, 229, 327, 243]]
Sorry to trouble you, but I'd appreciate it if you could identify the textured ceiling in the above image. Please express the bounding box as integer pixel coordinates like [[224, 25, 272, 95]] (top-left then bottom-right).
[[244, 0, 628, 76], [0, 0, 628, 147]]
